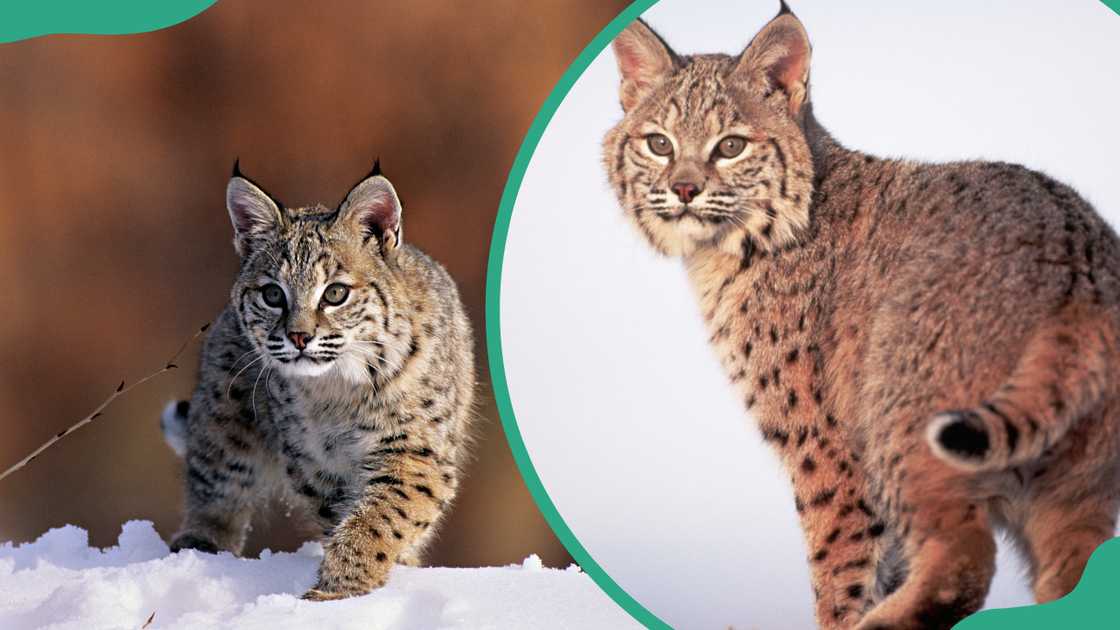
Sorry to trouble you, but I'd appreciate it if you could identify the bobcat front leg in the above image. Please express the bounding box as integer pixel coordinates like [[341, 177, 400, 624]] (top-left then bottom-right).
[[771, 422, 884, 628], [170, 389, 277, 554], [747, 342, 884, 627], [302, 444, 457, 600], [169, 311, 281, 555]]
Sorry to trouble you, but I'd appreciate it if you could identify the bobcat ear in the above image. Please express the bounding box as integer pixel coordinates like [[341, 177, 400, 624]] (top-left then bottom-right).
[[735, 6, 812, 116], [226, 160, 284, 257], [611, 18, 680, 112], [338, 159, 402, 256]]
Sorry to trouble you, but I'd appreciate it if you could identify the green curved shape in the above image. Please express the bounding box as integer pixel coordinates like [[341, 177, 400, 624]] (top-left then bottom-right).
[[486, 0, 1120, 628], [957, 537, 1120, 629], [485, 0, 665, 627], [0, 0, 217, 44]]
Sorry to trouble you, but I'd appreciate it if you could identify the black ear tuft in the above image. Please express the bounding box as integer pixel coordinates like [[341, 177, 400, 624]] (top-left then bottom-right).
[[778, 0, 793, 16], [736, 6, 812, 116], [226, 169, 284, 256], [338, 173, 403, 253], [611, 18, 680, 112], [337, 158, 389, 212], [229, 159, 283, 209]]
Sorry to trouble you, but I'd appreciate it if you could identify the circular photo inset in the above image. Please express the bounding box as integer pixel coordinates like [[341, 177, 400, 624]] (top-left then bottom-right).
[[496, 1, 1120, 628]]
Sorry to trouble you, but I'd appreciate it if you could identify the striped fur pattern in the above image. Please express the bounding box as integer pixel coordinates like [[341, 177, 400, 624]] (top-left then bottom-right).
[[605, 8, 1120, 629], [165, 162, 475, 601]]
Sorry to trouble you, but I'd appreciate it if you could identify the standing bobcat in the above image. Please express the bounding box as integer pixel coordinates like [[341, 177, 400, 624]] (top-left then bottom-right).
[[604, 5, 1120, 629], [161, 161, 475, 600]]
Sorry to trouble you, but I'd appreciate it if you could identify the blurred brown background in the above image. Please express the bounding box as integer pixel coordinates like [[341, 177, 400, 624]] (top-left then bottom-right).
[[0, 0, 627, 567]]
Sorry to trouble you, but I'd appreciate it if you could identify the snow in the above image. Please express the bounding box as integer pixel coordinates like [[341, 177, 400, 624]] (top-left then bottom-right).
[[0, 521, 638, 630]]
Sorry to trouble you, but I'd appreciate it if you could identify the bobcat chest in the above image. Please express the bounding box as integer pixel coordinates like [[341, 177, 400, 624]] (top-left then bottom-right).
[[689, 250, 821, 423], [277, 388, 387, 479]]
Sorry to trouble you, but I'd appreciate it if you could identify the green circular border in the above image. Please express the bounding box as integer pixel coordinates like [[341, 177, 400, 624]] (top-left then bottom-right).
[[488, 1, 1120, 629], [484, 0, 667, 627]]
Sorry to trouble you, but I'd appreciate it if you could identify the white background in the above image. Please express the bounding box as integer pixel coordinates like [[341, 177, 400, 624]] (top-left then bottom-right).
[[500, 1, 1120, 628]]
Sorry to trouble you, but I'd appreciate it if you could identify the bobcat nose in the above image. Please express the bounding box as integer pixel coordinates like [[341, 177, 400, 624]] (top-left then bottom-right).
[[671, 181, 701, 204], [288, 331, 313, 350]]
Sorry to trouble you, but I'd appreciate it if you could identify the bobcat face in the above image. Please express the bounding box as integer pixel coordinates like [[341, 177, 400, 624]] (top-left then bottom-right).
[[226, 163, 407, 383], [235, 221, 385, 380], [603, 17, 814, 258]]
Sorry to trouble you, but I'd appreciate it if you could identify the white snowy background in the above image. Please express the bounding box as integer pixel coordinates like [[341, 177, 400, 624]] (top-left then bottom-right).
[[0, 521, 637, 630], [501, 1, 1120, 629]]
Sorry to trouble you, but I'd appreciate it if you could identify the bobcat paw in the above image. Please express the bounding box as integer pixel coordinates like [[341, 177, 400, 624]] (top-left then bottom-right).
[[169, 533, 219, 554], [301, 575, 385, 601], [300, 588, 352, 602]]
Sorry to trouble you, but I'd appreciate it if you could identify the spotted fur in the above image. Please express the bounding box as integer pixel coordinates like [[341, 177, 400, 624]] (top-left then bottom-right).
[[164, 161, 475, 600], [604, 8, 1120, 629]]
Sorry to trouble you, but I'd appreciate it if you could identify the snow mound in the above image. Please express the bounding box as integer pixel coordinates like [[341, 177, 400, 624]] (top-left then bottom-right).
[[0, 521, 637, 630]]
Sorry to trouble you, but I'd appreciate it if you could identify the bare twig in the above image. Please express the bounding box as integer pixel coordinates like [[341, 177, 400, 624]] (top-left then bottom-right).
[[0, 323, 210, 483]]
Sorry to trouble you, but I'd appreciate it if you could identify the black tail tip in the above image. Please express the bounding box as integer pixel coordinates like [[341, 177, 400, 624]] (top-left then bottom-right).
[[936, 411, 990, 460]]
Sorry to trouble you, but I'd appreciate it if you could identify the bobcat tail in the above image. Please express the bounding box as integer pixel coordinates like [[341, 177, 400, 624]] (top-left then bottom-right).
[[927, 306, 1116, 472], [160, 400, 190, 457]]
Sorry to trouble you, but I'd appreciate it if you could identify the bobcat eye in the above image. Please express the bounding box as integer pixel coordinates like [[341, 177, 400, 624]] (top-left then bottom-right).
[[261, 283, 286, 309], [646, 133, 674, 157], [714, 136, 747, 159], [322, 283, 350, 306]]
